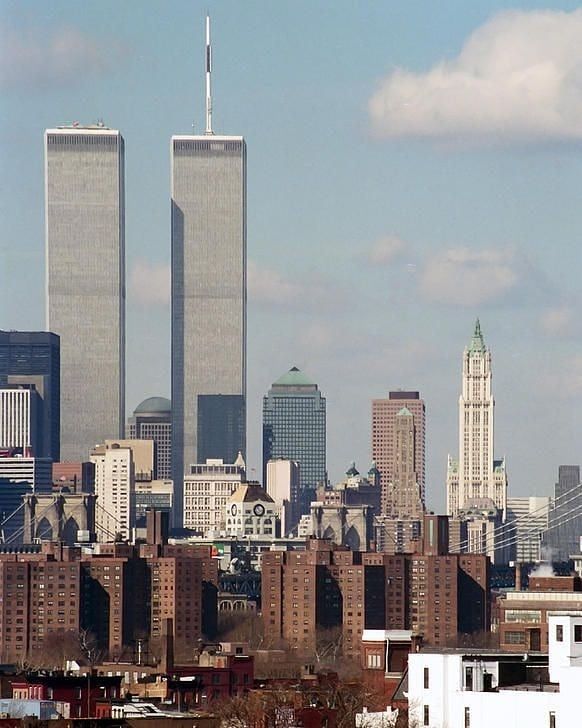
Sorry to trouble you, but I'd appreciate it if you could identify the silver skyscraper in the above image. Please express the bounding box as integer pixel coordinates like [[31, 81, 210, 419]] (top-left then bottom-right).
[[171, 18, 246, 527], [45, 125, 125, 461]]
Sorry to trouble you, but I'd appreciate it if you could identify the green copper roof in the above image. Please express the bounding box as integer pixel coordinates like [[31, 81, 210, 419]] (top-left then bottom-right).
[[468, 318, 486, 353], [346, 461, 359, 477], [396, 406, 412, 417], [273, 366, 317, 387], [134, 396, 171, 414], [368, 461, 380, 476]]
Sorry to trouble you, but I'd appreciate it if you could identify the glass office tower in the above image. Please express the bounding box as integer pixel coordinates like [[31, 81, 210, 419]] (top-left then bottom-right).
[[0, 330, 60, 460], [263, 367, 326, 510]]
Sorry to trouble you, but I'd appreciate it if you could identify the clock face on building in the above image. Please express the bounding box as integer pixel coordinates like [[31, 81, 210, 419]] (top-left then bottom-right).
[[253, 503, 265, 517], [230, 504, 237, 516]]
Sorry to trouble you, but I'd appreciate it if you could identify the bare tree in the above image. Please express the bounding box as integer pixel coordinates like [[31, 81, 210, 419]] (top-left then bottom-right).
[[78, 628, 104, 667], [314, 625, 343, 666], [214, 692, 267, 728], [32, 630, 83, 670], [215, 688, 297, 728]]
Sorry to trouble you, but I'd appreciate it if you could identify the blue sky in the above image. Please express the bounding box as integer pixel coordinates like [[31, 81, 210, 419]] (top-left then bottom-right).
[[1, 1, 581, 508]]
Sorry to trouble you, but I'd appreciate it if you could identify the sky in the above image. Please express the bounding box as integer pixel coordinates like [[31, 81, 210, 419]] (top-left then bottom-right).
[[1, 0, 581, 510]]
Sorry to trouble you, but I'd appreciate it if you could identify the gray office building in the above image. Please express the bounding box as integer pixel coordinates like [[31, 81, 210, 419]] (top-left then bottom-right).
[[170, 18, 246, 528], [45, 126, 125, 461], [172, 135, 246, 524], [263, 367, 326, 511], [0, 330, 60, 461], [171, 136, 246, 529], [126, 397, 172, 480], [543, 465, 582, 562]]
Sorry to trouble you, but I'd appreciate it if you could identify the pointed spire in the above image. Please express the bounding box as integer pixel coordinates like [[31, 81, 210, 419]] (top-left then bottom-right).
[[204, 15, 213, 134], [234, 450, 246, 471], [468, 318, 486, 353]]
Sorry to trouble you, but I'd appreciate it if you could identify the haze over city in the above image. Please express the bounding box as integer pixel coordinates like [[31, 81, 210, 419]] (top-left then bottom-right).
[[2, 0, 581, 511]]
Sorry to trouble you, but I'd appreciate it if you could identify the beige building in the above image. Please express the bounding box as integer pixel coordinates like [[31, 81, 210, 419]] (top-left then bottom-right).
[[183, 454, 246, 535], [105, 439, 154, 481], [372, 391, 425, 515], [91, 439, 158, 542], [91, 443, 135, 541], [266, 458, 300, 535], [447, 320, 508, 561], [383, 407, 424, 519], [225, 483, 278, 538]]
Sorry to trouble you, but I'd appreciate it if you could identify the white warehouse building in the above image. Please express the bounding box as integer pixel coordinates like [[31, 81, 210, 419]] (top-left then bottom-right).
[[407, 612, 582, 728]]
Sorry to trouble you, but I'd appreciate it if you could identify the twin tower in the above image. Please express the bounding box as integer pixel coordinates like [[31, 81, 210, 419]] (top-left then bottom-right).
[[44, 20, 246, 528]]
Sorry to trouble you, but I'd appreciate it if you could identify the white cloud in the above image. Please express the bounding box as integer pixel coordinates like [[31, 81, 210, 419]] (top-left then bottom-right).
[[369, 9, 582, 142], [539, 305, 581, 338], [129, 261, 170, 306], [0, 24, 124, 89], [248, 260, 305, 306], [419, 247, 518, 305], [365, 235, 407, 265], [248, 260, 343, 313], [570, 355, 582, 394]]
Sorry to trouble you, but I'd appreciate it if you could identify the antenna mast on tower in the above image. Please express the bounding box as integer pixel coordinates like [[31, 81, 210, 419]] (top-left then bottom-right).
[[205, 15, 213, 134]]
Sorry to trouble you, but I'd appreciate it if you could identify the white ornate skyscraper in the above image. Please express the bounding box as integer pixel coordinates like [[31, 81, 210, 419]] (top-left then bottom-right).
[[447, 320, 508, 559]]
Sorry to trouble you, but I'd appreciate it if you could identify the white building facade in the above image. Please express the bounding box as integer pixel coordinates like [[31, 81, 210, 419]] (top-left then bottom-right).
[[225, 484, 278, 538], [266, 458, 299, 535], [0, 455, 52, 492], [183, 455, 246, 535], [91, 443, 134, 541], [408, 612, 582, 728], [506, 496, 550, 563], [446, 320, 508, 560], [0, 386, 40, 454]]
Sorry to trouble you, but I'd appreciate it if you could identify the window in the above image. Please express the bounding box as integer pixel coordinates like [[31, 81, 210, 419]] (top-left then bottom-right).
[[465, 666, 473, 691], [505, 631, 526, 645], [423, 667, 429, 689], [505, 609, 542, 624], [367, 653, 382, 669], [556, 625, 563, 642], [575, 625, 582, 643], [423, 705, 429, 726], [549, 712, 556, 728], [465, 707, 471, 728]]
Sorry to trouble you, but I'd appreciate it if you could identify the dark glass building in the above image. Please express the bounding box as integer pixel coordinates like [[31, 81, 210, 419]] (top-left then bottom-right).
[[0, 331, 60, 461], [197, 394, 245, 464], [262, 367, 326, 509]]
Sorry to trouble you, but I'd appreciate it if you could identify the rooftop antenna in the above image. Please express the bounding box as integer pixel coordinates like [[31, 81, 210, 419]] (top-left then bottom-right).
[[205, 15, 213, 134]]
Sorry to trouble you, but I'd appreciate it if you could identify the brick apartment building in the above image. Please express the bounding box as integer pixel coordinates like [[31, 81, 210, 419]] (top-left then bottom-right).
[[81, 552, 148, 655], [0, 514, 218, 663], [498, 574, 582, 652], [0, 544, 81, 659], [262, 522, 489, 659], [168, 649, 254, 710], [12, 673, 122, 719]]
